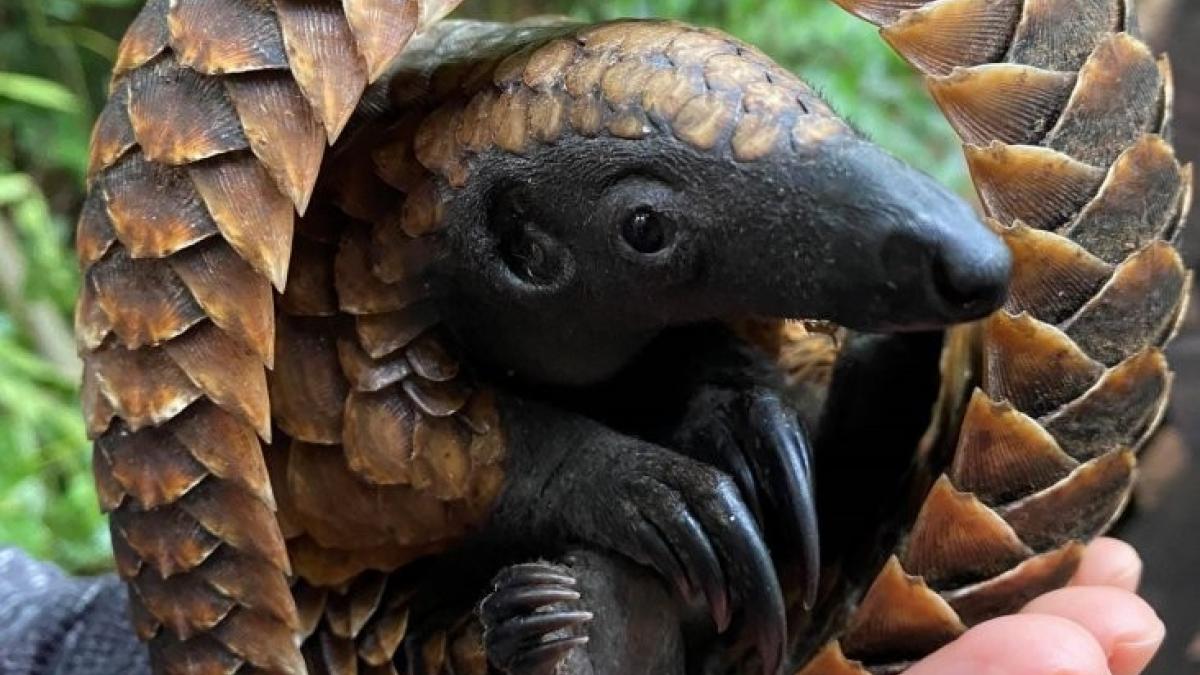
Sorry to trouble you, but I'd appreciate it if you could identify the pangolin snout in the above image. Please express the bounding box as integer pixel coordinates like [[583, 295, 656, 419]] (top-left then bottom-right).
[[929, 237, 1010, 319], [877, 175, 1012, 325], [713, 134, 1013, 331]]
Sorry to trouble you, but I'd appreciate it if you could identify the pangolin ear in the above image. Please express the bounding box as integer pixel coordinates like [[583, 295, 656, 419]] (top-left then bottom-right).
[[485, 188, 574, 291]]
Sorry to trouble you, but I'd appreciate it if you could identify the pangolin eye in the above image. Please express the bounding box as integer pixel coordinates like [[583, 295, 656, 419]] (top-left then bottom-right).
[[620, 207, 669, 254]]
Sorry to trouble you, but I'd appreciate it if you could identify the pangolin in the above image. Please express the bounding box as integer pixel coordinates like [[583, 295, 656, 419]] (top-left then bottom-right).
[[74, 1, 1188, 674]]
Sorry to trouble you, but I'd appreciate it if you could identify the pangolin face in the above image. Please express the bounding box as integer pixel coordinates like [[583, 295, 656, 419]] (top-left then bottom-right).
[[408, 20, 1012, 384]]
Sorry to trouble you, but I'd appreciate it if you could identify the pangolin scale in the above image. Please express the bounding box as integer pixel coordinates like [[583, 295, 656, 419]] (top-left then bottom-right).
[[76, 0, 1188, 673]]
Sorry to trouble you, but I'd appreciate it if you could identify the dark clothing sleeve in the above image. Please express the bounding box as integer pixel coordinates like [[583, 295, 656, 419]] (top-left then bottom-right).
[[0, 548, 149, 675]]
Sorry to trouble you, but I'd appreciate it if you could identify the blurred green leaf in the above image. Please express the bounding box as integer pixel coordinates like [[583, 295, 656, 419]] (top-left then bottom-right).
[[0, 72, 79, 113]]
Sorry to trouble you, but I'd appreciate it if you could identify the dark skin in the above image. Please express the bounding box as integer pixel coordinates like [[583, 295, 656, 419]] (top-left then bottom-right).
[[418, 128, 1011, 674]]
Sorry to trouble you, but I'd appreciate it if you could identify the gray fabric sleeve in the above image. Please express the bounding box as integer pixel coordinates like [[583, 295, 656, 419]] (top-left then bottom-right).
[[0, 548, 149, 675]]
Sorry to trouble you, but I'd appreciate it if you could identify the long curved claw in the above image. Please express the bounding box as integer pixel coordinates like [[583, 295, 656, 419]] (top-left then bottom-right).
[[691, 478, 787, 675], [745, 391, 821, 610], [645, 504, 731, 632], [510, 636, 590, 675], [481, 562, 593, 675], [629, 461, 786, 675]]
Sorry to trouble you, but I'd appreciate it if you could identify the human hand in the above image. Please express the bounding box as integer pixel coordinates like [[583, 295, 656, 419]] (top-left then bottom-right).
[[908, 538, 1163, 675]]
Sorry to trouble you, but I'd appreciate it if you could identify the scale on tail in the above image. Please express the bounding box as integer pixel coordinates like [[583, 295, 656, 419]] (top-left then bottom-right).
[[808, 0, 1190, 671]]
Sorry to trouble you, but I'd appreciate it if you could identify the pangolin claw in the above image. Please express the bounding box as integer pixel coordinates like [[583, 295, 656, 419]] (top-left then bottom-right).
[[481, 562, 592, 675]]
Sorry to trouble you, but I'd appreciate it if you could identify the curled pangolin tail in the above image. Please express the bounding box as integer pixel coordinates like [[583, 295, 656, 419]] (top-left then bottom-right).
[[79, 1, 460, 672], [803, 0, 1190, 672]]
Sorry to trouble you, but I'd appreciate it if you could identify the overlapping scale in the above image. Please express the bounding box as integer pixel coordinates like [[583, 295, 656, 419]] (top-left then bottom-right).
[[1004, 0, 1120, 72], [210, 608, 307, 674], [344, 0, 421, 82], [172, 401, 276, 508], [89, 247, 205, 350], [338, 337, 414, 392], [198, 548, 299, 629], [88, 80, 136, 178], [995, 221, 1112, 322], [1061, 242, 1187, 365], [181, 479, 291, 574], [169, 238, 276, 366], [1040, 348, 1171, 460], [1044, 34, 1161, 167], [949, 389, 1078, 505], [100, 153, 220, 258], [164, 321, 272, 440], [927, 64, 1074, 146], [112, 505, 222, 577], [133, 565, 237, 637], [113, 0, 170, 77], [75, 189, 118, 267], [900, 476, 1033, 589], [128, 55, 249, 165], [1063, 134, 1184, 263], [965, 142, 1105, 229], [188, 151, 294, 290], [997, 450, 1135, 551], [355, 303, 443, 359], [99, 424, 209, 510], [841, 557, 966, 662], [343, 389, 418, 485], [880, 0, 1021, 76], [269, 314, 350, 444], [276, 0, 370, 141], [167, 0, 289, 75], [982, 311, 1104, 417], [225, 72, 326, 213], [90, 343, 204, 431], [942, 542, 1084, 625]]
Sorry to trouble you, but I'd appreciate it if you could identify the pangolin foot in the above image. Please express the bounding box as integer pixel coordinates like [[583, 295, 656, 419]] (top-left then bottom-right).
[[480, 562, 592, 675]]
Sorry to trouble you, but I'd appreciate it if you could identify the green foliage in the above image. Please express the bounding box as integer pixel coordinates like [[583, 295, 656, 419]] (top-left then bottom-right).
[[0, 0, 140, 572], [0, 171, 108, 573], [0, 0, 965, 572]]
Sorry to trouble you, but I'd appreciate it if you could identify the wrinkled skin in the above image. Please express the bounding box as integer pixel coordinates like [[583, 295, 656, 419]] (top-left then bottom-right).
[[415, 126, 1011, 674]]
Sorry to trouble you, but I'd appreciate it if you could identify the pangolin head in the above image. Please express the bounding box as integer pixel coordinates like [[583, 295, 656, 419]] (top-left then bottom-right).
[[373, 19, 1011, 385]]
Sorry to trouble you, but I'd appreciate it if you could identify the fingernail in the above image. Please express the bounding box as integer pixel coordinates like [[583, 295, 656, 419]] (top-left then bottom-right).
[[1110, 559, 1143, 590], [1108, 622, 1165, 675]]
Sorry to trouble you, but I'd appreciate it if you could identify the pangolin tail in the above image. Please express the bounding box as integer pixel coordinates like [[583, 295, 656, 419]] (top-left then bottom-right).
[[801, 0, 1191, 672]]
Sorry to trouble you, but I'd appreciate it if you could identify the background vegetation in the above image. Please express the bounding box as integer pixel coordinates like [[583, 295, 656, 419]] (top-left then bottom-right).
[[0, 0, 962, 572]]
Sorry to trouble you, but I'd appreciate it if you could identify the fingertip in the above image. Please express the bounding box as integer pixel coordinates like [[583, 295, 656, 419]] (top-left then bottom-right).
[[1023, 586, 1164, 675], [1073, 538, 1143, 591], [905, 614, 1111, 675]]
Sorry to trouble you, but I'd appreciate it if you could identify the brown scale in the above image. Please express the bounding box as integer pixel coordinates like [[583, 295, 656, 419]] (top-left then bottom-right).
[[75, 190, 118, 267], [88, 247, 205, 350], [822, 0, 1190, 672], [84, 1, 1188, 674], [188, 151, 294, 290], [994, 220, 1113, 323], [169, 238, 276, 366], [100, 152, 220, 258]]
